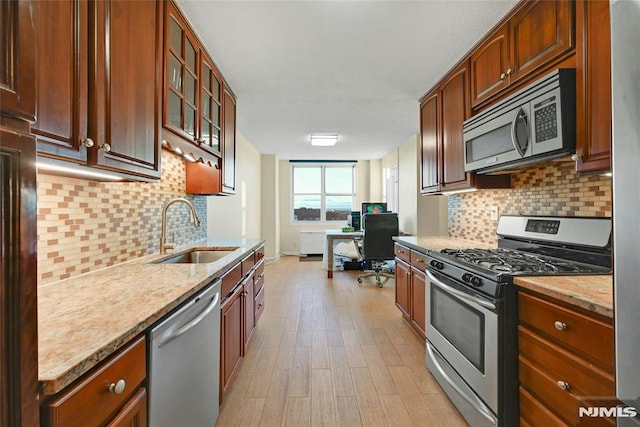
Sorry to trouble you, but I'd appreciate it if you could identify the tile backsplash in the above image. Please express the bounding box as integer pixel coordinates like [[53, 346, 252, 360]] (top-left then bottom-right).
[[448, 161, 612, 245], [37, 152, 207, 285]]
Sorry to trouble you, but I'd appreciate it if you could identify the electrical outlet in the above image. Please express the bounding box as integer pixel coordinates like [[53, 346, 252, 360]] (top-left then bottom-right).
[[490, 206, 499, 221]]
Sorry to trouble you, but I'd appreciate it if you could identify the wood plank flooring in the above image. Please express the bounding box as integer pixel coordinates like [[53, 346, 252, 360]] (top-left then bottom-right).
[[216, 256, 467, 426]]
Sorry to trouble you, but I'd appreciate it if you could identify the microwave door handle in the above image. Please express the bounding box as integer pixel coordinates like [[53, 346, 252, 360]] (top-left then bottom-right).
[[510, 107, 529, 157], [426, 270, 496, 310]]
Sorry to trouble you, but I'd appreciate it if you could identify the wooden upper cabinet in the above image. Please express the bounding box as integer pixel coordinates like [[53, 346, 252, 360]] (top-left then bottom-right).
[[221, 87, 237, 194], [420, 89, 440, 194], [0, 0, 36, 123], [509, 0, 575, 85], [32, 0, 89, 163], [165, 2, 200, 145], [89, 0, 162, 179], [471, 0, 575, 108], [200, 54, 223, 155], [470, 24, 510, 107], [33, 0, 161, 180], [440, 61, 472, 190], [575, 0, 611, 173]]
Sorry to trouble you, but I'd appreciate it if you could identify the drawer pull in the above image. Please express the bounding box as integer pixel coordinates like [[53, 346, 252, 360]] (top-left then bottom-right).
[[556, 380, 570, 391], [108, 379, 126, 395], [554, 321, 567, 331]]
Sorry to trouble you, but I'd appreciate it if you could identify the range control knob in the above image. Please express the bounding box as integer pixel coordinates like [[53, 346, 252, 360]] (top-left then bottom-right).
[[470, 276, 483, 287], [429, 260, 444, 270], [462, 273, 472, 283]]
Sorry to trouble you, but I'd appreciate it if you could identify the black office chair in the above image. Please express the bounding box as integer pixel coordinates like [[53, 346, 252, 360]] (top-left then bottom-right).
[[356, 213, 399, 287]]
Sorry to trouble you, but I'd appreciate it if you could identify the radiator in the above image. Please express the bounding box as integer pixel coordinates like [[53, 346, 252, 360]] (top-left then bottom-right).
[[299, 231, 325, 256]]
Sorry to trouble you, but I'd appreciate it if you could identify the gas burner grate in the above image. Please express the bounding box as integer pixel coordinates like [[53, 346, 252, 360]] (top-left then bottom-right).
[[439, 248, 603, 275]]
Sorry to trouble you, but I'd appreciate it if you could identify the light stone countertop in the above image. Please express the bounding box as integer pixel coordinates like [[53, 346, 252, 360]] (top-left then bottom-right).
[[514, 275, 613, 318], [392, 235, 613, 318], [393, 235, 496, 253], [38, 238, 264, 395]]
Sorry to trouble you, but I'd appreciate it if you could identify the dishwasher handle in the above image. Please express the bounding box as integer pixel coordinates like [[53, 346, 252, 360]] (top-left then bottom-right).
[[158, 291, 220, 348]]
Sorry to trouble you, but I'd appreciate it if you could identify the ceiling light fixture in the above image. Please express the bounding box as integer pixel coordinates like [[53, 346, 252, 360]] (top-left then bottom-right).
[[310, 134, 338, 146]]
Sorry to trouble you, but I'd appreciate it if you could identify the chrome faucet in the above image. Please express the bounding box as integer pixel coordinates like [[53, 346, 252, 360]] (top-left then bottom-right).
[[160, 197, 201, 254]]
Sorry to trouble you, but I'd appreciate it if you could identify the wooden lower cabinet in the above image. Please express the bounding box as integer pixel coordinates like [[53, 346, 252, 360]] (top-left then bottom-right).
[[42, 336, 147, 427], [107, 388, 148, 427], [394, 244, 426, 340], [409, 266, 426, 338], [517, 289, 615, 426], [221, 285, 243, 398], [220, 245, 266, 402], [242, 271, 256, 348], [394, 258, 411, 319]]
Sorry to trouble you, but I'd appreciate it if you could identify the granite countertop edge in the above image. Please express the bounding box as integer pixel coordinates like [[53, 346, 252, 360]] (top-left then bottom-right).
[[38, 238, 265, 395], [514, 275, 613, 319]]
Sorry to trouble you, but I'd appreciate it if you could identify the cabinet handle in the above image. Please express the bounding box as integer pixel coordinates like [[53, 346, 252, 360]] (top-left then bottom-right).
[[99, 142, 111, 153], [257, 303, 263, 310], [108, 379, 126, 395], [82, 138, 95, 148], [554, 321, 567, 331], [556, 380, 570, 391], [500, 72, 507, 80], [571, 153, 583, 162], [506, 68, 513, 75]]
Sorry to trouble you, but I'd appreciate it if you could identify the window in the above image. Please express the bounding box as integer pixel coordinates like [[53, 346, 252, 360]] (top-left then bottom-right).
[[291, 162, 356, 222]]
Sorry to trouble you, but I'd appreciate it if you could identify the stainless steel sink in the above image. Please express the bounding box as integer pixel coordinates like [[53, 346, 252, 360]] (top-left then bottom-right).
[[153, 247, 239, 264]]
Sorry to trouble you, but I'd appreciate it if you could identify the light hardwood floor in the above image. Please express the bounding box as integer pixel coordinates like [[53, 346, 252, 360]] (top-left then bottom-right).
[[216, 256, 468, 427]]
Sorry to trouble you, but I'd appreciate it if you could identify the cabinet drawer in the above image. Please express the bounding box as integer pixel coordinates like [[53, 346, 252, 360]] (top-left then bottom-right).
[[519, 386, 569, 427], [46, 336, 146, 427], [221, 263, 242, 298], [255, 259, 264, 279], [520, 356, 576, 425], [394, 244, 410, 263], [255, 245, 265, 263], [254, 270, 265, 297], [519, 326, 615, 398], [254, 286, 265, 324], [241, 251, 255, 277], [519, 291, 614, 368], [410, 250, 426, 269]]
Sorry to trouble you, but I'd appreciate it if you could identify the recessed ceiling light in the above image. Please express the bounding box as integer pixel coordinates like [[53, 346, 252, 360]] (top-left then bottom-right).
[[310, 134, 338, 146]]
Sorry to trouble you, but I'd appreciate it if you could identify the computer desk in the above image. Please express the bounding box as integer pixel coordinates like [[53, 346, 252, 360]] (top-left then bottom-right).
[[325, 229, 363, 278]]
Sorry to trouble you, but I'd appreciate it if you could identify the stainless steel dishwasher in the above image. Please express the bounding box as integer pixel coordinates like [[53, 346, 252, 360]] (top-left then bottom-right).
[[149, 279, 221, 427]]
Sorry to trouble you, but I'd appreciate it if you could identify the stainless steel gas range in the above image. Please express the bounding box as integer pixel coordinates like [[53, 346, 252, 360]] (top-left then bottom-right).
[[424, 215, 612, 427]]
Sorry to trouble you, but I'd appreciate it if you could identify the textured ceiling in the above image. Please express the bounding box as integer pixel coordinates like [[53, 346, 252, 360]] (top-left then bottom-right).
[[177, 0, 519, 160]]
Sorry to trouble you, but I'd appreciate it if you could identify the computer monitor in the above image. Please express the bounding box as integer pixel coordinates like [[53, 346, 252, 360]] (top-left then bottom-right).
[[362, 202, 387, 215]]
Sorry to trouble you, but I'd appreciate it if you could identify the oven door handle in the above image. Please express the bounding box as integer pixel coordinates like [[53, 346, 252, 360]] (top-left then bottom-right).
[[426, 270, 496, 310], [427, 342, 497, 425]]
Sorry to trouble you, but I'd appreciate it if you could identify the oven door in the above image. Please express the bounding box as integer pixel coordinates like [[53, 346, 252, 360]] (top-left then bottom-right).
[[464, 102, 532, 172], [425, 269, 499, 422]]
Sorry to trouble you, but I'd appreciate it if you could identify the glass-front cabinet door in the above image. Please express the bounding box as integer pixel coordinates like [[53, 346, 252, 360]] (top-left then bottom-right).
[[166, 3, 198, 142], [200, 54, 222, 155]]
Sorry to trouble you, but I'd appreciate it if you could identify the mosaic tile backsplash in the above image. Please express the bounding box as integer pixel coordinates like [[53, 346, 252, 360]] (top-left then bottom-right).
[[447, 161, 612, 245], [37, 152, 207, 285]]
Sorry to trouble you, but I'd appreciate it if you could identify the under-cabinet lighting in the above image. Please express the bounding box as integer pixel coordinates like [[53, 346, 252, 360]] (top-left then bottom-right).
[[310, 134, 339, 146], [37, 162, 123, 181], [602, 172, 613, 177], [442, 188, 478, 196], [183, 153, 196, 162]]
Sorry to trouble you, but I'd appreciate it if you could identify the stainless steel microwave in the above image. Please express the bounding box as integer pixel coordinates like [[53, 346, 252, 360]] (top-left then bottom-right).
[[463, 69, 576, 174]]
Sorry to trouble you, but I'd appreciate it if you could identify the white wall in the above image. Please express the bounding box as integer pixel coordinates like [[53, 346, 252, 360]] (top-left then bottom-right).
[[207, 132, 262, 239], [261, 155, 280, 259]]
